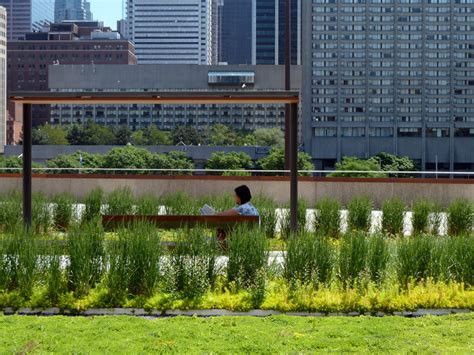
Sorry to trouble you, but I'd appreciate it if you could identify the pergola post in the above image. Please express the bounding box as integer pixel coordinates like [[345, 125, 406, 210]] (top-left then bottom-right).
[[23, 104, 32, 228], [290, 102, 298, 232], [284, 0, 292, 171]]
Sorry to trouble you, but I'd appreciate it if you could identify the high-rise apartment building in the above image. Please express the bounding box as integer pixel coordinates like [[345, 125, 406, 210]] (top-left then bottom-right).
[[6, 21, 136, 143], [127, 0, 218, 64], [302, 0, 474, 171], [254, 0, 301, 65], [0, 0, 54, 40], [218, 0, 252, 64], [54, 0, 93, 22], [0, 6, 6, 152]]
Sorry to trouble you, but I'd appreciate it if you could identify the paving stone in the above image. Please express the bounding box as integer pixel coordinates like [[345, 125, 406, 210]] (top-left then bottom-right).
[[3, 308, 15, 315], [41, 308, 61, 316]]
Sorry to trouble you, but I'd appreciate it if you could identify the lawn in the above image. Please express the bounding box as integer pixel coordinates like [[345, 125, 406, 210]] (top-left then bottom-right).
[[0, 314, 473, 353]]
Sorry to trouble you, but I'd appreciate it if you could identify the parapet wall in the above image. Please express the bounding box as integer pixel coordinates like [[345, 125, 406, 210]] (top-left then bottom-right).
[[0, 174, 473, 207]]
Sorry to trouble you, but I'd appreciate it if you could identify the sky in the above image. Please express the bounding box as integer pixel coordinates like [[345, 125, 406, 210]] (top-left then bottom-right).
[[89, 0, 124, 30]]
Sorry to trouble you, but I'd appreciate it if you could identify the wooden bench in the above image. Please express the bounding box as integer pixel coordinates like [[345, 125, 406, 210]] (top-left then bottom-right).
[[102, 215, 260, 230]]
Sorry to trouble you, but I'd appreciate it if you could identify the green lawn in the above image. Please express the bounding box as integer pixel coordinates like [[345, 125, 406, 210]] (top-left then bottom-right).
[[0, 314, 473, 353]]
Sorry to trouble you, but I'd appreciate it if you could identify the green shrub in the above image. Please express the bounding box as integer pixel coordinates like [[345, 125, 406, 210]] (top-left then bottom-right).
[[314, 198, 341, 238], [82, 188, 103, 223], [412, 199, 433, 235], [381, 197, 406, 236], [66, 221, 105, 296], [284, 232, 333, 286], [106, 223, 161, 304], [105, 187, 134, 215], [367, 234, 391, 285], [447, 199, 473, 236], [338, 232, 368, 288], [164, 227, 219, 299], [52, 193, 75, 230], [347, 196, 373, 232]]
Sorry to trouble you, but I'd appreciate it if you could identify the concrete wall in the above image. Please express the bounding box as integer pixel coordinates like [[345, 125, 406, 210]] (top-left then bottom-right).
[[1, 175, 473, 207]]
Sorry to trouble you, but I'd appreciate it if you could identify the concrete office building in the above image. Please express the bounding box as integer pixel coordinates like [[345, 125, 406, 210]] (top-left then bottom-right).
[[302, 0, 474, 171], [0, 6, 6, 152], [0, 0, 54, 40], [48, 64, 301, 132], [127, 0, 218, 64], [54, 0, 93, 23], [254, 0, 301, 65], [6, 21, 136, 143]]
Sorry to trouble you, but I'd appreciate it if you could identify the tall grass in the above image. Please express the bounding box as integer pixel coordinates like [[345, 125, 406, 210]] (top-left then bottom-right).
[[429, 203, 443, 236], [52, 193, 75, 230], [347, 196, 373, 232], [45, 239, 66, 304], [412, 199, 433, 235], [0, 191, 22, 232], [105, 187, 134, 215], [381, 197, 406, 236], [66, 221, 105, 296], [106, 223, 161, 303], [367, 234, 391, 285], [314, 198, 341, 238], [280, 200, 308, 238], [338, 232, 368, 288], [32, 192, 51, 234], [284, 232, 333, 286], [164, 227, 219, 299], [82, 188, 103, 223], [135, 194, 160, 215], [443, 235, 474, 285], [163, 192, 199, 215], [253, 194, 278, 238], [0, 226, 38, 298], [447, 199, 473, 236]]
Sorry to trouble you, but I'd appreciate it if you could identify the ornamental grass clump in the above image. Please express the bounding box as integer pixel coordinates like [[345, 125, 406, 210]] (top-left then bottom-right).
[[397, 235, 443, 287], [106, 223, 161, 303], [32, 192, 51, 234], [338, 232, 369, 288], [82, 188, 103, 223], [135, 194, 160, 215], [105, 187, 135, 215], [66, 220, 105, 296], [253, 194, 278, 238], [412, 199, 433, 235], [443, 235, 474, 285], [164, 227, 219, 299], [44, 240, 66, 305], [367, 234, 391, 285], [0, 226, 38, 298], [280, 200, 308, 238], [447, 199, 473, 236], [381, 197, 406, 236], [52, 193, 75, 230], [429, 203, 443, 236], [0, 191, 22, 232], [163, 192, 199, 215], [347, 196, 373, 232], [284, 232, 334, 287], [314, 198, 341, 238]]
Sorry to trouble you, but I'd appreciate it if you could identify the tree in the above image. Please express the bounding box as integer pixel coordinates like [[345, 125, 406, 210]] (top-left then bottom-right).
[[32, 124, 69, 145], [208, 124, 239, 146], [144, 125, 172, 145], [374, 152, 416, 174], [66, 124, 86, 145], [171, 126, 202, 145], [46, 151, 104, 174], [114, 126, 132, 145], [252, 128, 285, 147], [131, 129, 147, 146], [328, 156, 387, 178], [102, 146, 153, 174], [258, 148, 314, 176], [205, 151, 253, 176], [66, 122, 116, 145]]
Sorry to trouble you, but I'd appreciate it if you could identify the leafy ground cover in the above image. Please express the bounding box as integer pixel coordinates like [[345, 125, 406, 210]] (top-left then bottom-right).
[[0, 314, 473, 353]]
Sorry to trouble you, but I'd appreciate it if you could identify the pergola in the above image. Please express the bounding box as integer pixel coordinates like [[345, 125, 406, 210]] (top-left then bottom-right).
[[10, 90, 301, 232]]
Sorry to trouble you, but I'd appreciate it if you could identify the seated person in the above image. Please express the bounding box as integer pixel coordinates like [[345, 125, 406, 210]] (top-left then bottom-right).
[[215, 185, 259, 217]]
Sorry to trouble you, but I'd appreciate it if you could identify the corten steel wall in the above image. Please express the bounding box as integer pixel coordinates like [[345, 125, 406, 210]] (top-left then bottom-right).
[[0, 174, 473, 207]]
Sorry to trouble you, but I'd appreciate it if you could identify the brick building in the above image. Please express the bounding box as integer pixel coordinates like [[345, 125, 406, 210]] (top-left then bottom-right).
[[6, 21, 136, 144]]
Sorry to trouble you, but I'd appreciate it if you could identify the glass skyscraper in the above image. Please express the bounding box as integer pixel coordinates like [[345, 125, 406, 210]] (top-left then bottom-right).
[[54, 0, 93, 23], [302, 0, 474, 171], [0, 0, 54, 40]]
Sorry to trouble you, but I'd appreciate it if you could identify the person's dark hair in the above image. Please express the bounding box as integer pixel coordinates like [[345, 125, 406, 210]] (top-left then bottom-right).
[[235, 185, 252, 205]]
